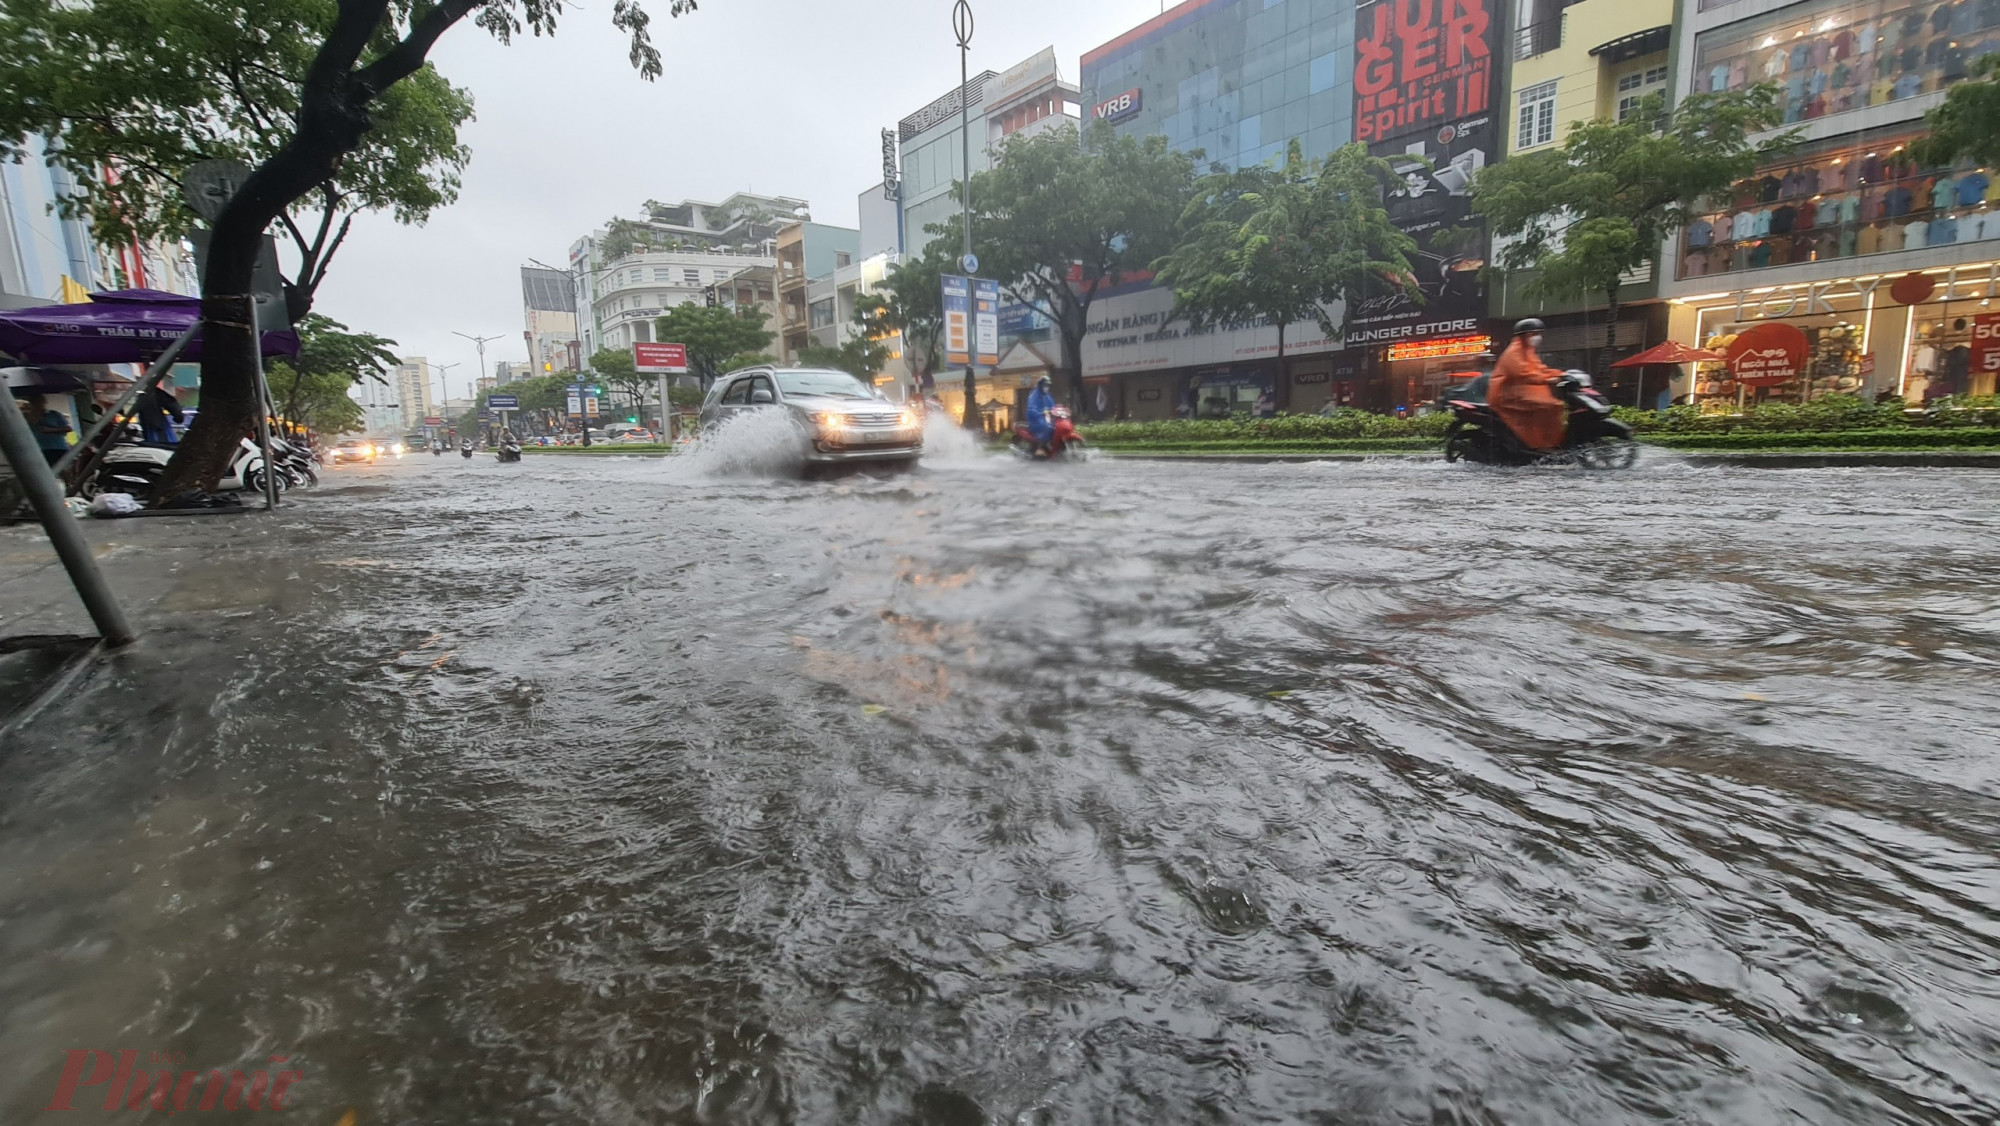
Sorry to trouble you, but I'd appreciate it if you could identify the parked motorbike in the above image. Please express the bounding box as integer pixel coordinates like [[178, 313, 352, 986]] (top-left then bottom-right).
[[271, 436, 319, 488], [1009, 406, 1087, 461], [84, 436, 277, 502], [1439, 371, 1638, 469]]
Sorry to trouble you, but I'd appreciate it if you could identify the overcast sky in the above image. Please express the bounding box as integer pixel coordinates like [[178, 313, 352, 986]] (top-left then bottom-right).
[[316, 0, 1169, 399]]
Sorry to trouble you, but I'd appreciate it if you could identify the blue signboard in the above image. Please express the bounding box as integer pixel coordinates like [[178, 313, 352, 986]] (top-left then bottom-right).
[[487, 394, 519, 410], [941, 274, 971, 367], [999, 302, 1049, 336]]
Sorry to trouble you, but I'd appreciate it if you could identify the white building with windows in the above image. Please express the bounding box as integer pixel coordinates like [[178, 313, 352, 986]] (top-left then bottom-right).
[[391, 357, 436, 432]]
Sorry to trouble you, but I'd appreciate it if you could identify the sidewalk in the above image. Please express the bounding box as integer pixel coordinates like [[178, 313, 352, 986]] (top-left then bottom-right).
[[1102, 449, 2000, 468]]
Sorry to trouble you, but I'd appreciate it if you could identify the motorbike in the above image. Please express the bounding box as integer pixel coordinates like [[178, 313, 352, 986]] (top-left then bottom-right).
[[432, 442, 443, 457], [497, 439, 523, 463], [84, 436, 278, 502], [1010, 406, 1087, 461], [270, 435, 318, 488], [1440, 370, 1638, 469], [459, 440, 474, 460]]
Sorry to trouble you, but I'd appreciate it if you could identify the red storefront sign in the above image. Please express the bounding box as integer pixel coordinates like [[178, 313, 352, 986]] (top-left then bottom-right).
[[633, 342, 688, 373], [1972, 313, 2000, 375], [1725, 322, 1810, 388]]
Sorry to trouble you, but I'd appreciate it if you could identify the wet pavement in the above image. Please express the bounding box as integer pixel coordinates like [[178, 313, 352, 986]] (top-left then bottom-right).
[[3, 445, 1998, 1124]]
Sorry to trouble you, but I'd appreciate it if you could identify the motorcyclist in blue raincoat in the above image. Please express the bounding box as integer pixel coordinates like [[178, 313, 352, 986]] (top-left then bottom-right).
[[1025, 375, 1056, 455]]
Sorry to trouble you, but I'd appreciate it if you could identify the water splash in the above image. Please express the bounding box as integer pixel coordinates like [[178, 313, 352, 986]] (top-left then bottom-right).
[[671, 409, 808, 478]]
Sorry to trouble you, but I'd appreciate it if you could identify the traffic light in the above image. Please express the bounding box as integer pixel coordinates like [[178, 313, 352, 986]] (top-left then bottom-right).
[[705, 288, 717, 307], [627, 415, 638, 423]]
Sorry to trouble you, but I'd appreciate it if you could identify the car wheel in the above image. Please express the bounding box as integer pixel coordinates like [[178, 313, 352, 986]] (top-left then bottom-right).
[[1443, 433, 1472, 463]]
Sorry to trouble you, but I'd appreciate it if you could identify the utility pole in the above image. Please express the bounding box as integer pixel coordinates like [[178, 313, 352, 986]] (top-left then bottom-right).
[[954, 0, 981, 432]]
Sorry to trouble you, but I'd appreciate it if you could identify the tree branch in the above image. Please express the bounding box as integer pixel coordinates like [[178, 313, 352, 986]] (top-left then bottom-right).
[[354, 0, 486, 96]]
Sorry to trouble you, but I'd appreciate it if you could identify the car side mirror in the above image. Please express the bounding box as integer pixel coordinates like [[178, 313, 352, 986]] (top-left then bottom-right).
[[750, 388, 774, 404]]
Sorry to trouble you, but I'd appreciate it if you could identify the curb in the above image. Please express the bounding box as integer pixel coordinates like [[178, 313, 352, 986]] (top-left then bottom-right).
[[1100, 449, 2000, 467]]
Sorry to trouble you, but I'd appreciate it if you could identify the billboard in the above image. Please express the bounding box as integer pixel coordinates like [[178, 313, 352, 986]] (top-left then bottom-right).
[[634, 342, 689, 373], [1974, 313, 2000, 377], [942, 274, 972, 366], [973, 278, 1001, 367], [1081, 285, 1343, 377], [1349, 0, 1500, 346]]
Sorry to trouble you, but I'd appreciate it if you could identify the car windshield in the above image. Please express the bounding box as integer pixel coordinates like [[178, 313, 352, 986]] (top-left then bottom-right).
[[776, 370, 871, 399]]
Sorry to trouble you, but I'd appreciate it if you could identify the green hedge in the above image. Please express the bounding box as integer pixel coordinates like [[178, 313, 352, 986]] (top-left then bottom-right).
[[1646, 428, 2000, 450], [1612, 394, 2000, 434], [1099, 438, 1439, 454], [1081, 410, 1453, 446], [521, 443, 677, 455]]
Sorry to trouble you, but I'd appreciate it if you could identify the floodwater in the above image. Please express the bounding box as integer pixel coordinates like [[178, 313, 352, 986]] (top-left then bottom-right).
[[3, 439, 1998, 1125]]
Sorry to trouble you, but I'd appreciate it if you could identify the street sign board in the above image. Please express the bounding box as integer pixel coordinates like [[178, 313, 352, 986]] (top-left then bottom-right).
[[566, 394, 582, 418], [487, 394, 519, 410], [180, 159, 253, 222], [973, 278, 1001, 367], [423, 416, 445, 427], [942, 274, 971, 366], [634, 342, 689, 373]]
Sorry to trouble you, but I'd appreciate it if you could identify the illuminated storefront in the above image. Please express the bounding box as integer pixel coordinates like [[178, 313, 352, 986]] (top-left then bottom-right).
[[1670, 259, 2000, 404]]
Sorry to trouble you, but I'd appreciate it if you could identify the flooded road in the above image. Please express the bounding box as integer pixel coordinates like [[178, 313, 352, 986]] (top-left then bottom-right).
[[4, 449, 1999, 1124]]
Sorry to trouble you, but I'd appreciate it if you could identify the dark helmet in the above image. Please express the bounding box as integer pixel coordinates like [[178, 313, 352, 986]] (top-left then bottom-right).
[[1514, 318, 1545, 335]]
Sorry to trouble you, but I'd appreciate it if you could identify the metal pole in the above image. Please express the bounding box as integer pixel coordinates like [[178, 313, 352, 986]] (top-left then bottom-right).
[[955, 0, 980, 432], [247, 296, 280, 510], [0, 392, 135, 645]]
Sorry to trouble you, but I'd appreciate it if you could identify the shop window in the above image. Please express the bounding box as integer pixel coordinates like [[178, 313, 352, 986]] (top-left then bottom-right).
[[1692, 0, 2000, 121], [1517, 81, 1557, 149], [1679, 129, 1999, 280]]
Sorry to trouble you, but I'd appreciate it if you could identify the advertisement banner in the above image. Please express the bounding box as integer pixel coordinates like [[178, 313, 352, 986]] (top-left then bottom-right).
[[487, 394, 519, 411], [942, 274, 971, 367], [1349, 0, 1500, 345], [633, 342, 689, 373], [565, 394, 582, 418], [1973, 313, 2000, 375], [974, 278, 1001, 366], [1081, 284, 1343, 377]]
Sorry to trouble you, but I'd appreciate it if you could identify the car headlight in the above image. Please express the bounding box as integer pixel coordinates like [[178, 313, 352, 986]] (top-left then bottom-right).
[[897, 409, 918, 429], [815, 412, 847, 430]]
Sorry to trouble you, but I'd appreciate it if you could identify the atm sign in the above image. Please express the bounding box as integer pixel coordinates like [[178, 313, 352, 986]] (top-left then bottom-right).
[[1093, 88, 1143, 124]]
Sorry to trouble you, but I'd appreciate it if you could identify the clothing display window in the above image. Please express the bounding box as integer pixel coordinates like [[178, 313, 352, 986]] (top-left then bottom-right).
[[1902, 312, 1993, 400], [1694, 0, 2000, 122], [1678, 132, 2000, 279]]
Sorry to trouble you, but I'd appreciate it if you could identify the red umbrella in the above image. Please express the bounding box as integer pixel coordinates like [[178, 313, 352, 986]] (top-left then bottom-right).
[[1612, 340, 1726, 367]]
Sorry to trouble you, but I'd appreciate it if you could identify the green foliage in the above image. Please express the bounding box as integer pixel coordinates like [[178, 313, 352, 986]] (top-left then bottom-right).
[[588, 346, 650, 412], [1911, 55, 2000, 167], [1608, 394, 2000, 434], [0, 0, 476, 311], [1471, 87, 1793, 316], [720, 352, 776, 373], [797, 294, 896, 381], [655, 304, 775, 383], [1082, 411, 1453, 445], [1156, 140, 1420, 346], [273, 313, 397, 431], [267, 361, 365, 436], [875, 243, 951, 381], [1645, 428, 2000, 450], [943, 122, 1196, 395]]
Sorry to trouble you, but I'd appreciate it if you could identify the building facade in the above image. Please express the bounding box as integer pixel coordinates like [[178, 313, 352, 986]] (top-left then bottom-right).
[[775, 222, 860, 361], [1659, 0, 2000, 405], [392, 357, 437, 433], [521, 266, 580, 377], [1495, 0, 1676, 400], [1077, 0, 1503, 416]]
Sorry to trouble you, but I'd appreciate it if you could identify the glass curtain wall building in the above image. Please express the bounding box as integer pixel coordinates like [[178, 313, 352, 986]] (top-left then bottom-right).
[[1079, 0, 1357, 172]]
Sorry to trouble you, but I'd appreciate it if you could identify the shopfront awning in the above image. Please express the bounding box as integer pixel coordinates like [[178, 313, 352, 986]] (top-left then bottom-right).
[[1590, 25, 1670, 65], [0, 288, 298, 365]]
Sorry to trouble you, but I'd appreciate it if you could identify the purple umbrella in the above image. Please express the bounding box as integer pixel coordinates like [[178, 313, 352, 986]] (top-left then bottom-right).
[[0, 288, 299, 365]]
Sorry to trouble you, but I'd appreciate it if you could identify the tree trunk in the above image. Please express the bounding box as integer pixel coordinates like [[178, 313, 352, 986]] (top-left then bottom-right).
[[961, 367, 980, 431], [1059, 302, 1086, 416]]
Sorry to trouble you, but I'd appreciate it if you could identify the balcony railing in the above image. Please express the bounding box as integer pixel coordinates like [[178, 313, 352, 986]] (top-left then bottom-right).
[[1515, 14, 1565, 59]]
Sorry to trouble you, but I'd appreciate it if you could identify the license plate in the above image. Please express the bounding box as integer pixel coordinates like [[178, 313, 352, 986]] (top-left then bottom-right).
[[853, 429, 897, 443]]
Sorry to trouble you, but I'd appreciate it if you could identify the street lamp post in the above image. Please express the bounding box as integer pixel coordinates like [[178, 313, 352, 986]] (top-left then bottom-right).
[[954, 0, 982, 432], [433, 361, 460, 444], [453, 331, 505, 397]]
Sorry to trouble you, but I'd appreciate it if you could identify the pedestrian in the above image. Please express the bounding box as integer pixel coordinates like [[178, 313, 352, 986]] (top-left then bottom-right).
[[26, 399, 72, 467], [140, 379, 183, 445]]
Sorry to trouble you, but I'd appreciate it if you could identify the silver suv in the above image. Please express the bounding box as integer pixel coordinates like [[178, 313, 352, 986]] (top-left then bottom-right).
[[698, 365, 923, 467]]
